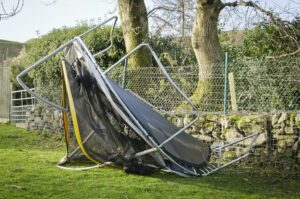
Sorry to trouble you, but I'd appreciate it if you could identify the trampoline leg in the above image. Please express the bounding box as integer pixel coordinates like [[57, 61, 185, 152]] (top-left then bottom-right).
[[201, 132, 259, 176]]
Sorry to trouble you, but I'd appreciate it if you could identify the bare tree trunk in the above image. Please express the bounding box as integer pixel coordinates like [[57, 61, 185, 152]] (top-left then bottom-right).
[[118, 0, 152, 68], [191, 0, 224, 110]]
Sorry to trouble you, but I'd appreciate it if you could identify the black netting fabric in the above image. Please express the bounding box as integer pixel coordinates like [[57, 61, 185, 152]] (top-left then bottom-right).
[[63, 46, 161, 175]]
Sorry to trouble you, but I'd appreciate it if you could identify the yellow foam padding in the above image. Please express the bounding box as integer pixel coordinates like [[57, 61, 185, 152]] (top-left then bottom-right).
[[61, 60, 101, 165]]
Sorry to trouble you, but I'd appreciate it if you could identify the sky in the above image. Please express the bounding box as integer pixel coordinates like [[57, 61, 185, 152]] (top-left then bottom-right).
[[0, 0, 299, 43], [0, 0, 118, 42]]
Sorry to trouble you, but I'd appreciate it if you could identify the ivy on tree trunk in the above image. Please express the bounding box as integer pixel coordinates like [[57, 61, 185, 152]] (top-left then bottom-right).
[[191, 0, 224, 110], [118, 0, 152, 68]]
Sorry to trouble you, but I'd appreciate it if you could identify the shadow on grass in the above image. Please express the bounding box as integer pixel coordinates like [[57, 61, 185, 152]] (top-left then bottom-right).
[[146, 165, 300, 198]]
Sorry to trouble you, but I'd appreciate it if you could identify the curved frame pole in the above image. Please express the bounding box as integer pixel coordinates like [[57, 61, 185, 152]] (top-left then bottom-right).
[[104, 43, 200, 114], [17, 16, 118, 111], [93, 17, 117, 57]]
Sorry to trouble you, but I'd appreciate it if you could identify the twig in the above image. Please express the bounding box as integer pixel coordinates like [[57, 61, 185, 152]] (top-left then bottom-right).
[[266, 48, 300, 59], [0, 0, 24, 20], [221, 0, 299, 47]]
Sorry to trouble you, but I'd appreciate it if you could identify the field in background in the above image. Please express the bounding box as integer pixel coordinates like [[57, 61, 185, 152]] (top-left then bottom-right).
[[0, 124, 299, 199], [0, 39, 24, 65]]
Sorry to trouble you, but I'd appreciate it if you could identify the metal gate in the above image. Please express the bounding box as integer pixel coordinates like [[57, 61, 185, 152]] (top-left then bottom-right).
[[11, 88, 36, 123]]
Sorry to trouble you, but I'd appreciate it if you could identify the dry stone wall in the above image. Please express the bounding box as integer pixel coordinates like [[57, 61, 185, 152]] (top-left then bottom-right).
[[26, 105, 300, 162], [175, 113, 300, 162], [26, 106, 64, 133]]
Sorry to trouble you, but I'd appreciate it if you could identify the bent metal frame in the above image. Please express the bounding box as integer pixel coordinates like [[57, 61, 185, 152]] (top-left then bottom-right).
[[17, 16, 259, 177]]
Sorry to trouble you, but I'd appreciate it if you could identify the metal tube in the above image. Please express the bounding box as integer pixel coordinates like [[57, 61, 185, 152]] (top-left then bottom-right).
[[135, 148, 157, 157], [68, 130, 96, 159], [103, 43, 200, 115], [211, 132, 259, 151], [202, 133, 259, 176], [11, 88, 35, 93], [17, 40, 74, 111], [217, 153, 250, 170], [12, 97, 35, 101], [92, 16, 118, 57], [245, 133, 259, 153], [78, 16, 117, 39], [158, 116, 199, 148]]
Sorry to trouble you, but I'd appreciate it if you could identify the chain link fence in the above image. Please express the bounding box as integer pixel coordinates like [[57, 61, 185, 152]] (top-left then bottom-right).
[[107, 55, 300, 174], [229, 57, 300, 114], [108, 56, 300, 115]]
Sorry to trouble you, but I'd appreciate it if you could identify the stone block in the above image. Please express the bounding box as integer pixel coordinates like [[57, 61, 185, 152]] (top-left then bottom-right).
[[53, 110, 61, 121], [224, 128, 243, 143], [272, 113, 281, 125], [278, 113, 288, 124], [292, 140, 299, 152], [34, 109, 40, 117], [285, 127, 295, 135], [212, 131, 221, 139], [176, 118, 183, 127], [34, 117, 42, 123]]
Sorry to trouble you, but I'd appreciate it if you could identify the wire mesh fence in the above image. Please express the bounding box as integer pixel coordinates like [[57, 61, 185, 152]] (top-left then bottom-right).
[[229, 57, 300, 114], [107, 55, 300, 171], [108, 56, 300, 115]]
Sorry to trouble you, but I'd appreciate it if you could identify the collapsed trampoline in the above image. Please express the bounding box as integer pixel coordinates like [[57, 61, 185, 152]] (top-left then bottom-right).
[[17, 17, 259, 177]]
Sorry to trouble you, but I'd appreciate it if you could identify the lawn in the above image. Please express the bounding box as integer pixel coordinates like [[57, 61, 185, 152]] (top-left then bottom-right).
[[0, 123, 299, 199]]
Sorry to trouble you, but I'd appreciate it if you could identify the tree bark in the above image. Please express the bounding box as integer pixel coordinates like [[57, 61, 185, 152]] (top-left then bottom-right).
[[191, 0, 224, 110], [118, 0, 152, 68]]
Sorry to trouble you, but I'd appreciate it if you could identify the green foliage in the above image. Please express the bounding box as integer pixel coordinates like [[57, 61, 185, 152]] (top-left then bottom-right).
[[220, 18, 300, 113], [242, 18, 300, 58], [150, 35, 197, 66], [220, 18, 300, 61], [5, 49, 33, 88]]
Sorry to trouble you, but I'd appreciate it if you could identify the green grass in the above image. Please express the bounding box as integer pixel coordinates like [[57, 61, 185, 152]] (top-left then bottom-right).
[[0, 123, 299, 199]]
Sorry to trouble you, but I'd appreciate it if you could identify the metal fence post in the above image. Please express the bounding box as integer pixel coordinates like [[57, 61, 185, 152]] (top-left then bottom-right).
[[122, 58, 128, 89], [224, 52, 229, 115], [265, 115, 273, 157]]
